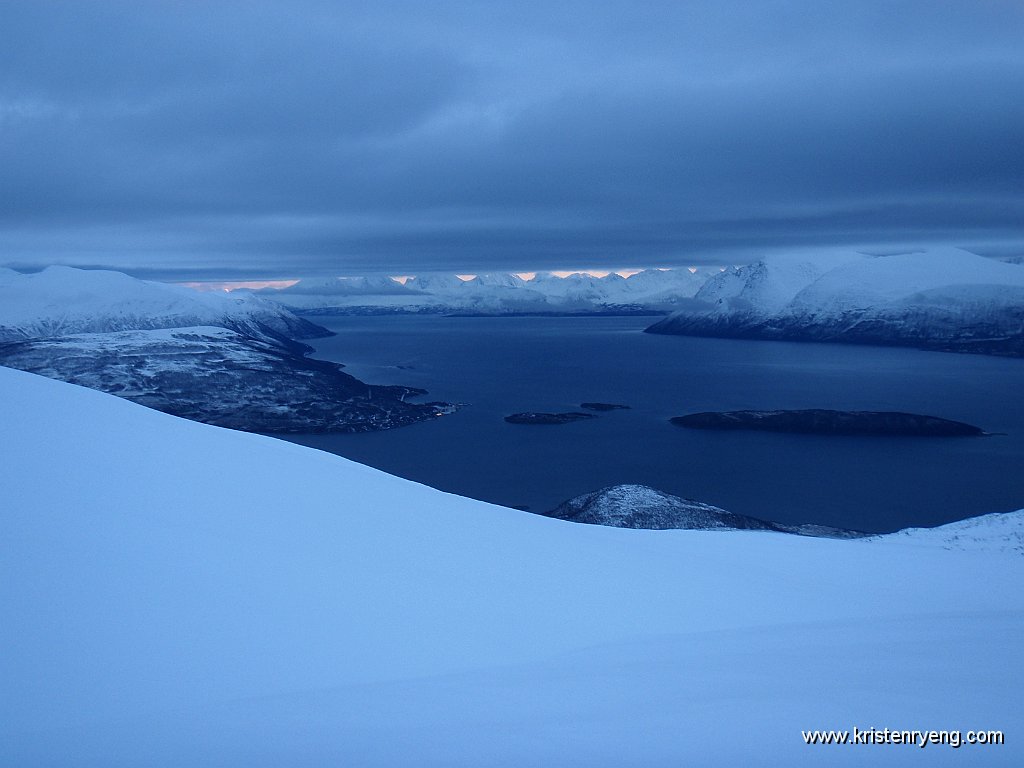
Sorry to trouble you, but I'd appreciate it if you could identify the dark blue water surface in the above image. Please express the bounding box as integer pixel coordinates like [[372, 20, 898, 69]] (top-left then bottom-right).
[[278, 315, 1024, 532]]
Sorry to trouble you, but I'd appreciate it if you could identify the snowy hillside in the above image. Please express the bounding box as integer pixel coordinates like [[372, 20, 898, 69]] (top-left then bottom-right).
[[2, 366, 1021, 766], [869, 512, 1024, 556], [0, 267, 444, 432], [258, 267, 719, 314], [0, 327, 445, 432], [0, 266, 329, 348], [546, 484, 862, 537], [546, 483, 777, 530], [647, 248, 1024, 356]]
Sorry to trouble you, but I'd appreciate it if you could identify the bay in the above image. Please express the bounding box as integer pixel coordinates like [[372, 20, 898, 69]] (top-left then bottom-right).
[[275, 315, 1024, 532]]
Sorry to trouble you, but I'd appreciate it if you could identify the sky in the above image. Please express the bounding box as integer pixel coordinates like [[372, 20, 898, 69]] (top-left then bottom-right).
[[2, 0, 1023, 281]]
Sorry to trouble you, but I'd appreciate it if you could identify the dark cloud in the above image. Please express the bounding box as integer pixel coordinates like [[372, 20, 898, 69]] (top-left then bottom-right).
[[2, 0, 1022, 279]]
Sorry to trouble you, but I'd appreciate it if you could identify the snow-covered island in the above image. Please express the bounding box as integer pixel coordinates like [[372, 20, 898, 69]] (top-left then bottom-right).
[[2, 366, 1021, 765], [544, 484, 862, 537], [646, 248, 1024, 357], [0, 267, 448, 432]]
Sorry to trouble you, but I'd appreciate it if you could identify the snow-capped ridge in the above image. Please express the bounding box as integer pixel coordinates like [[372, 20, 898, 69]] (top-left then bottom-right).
[[648, 248, 1024, 356], [0, 266, 330, 347]]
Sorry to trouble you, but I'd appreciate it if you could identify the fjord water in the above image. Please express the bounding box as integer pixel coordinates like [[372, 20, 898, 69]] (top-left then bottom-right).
[[282, 316, 1024, 532]]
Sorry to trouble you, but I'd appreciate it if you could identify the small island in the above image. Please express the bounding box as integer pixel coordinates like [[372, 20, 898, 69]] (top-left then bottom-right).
[[505, 412, 598, 425], [670, 409, 987, 437], [579, 402, 631, 411]]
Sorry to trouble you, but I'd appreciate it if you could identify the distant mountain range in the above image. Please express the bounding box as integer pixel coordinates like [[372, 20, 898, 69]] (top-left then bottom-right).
[[3, 247, 1022, 435], [646, 248, 1024, 357], [258, 250, 1024, 358], [253, 267, 722, 314]]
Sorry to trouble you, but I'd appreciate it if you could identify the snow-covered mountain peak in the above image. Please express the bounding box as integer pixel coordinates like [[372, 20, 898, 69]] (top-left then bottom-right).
[[404, 272, 467, 292], [464, 273, 529, 289], [695, 250, 869, 315]]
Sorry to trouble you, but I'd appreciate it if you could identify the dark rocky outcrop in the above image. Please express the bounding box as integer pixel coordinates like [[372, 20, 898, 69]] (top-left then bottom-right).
[[670, 409, 986, 436], [504, 412, 597, 425]]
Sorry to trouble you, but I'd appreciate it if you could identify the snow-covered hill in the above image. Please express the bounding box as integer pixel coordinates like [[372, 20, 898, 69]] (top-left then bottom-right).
[[647, 248, 1024, 356], [546, 483, 774, 530], [2, 366, 1021, 766], [546, 484, 862, 537], [0, 266, 329, 349], [258, 267, 719, 314]]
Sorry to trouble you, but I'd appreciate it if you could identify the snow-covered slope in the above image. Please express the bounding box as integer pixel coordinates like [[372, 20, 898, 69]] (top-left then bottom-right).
[[2, 366, 1021, 766], [0, 266, 329, 347], [870, 511, 1024, 556], [647, 248, 1024, 356], [259, 268, 720, 314], [691, 250, 868, 316]]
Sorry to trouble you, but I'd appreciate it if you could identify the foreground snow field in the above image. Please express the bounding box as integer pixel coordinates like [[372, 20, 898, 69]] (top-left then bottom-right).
[[1, 366, 1021, 766]]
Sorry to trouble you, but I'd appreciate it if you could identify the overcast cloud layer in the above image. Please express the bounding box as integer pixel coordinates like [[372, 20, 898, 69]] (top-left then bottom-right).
[[2, 0, 1023, 279]]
